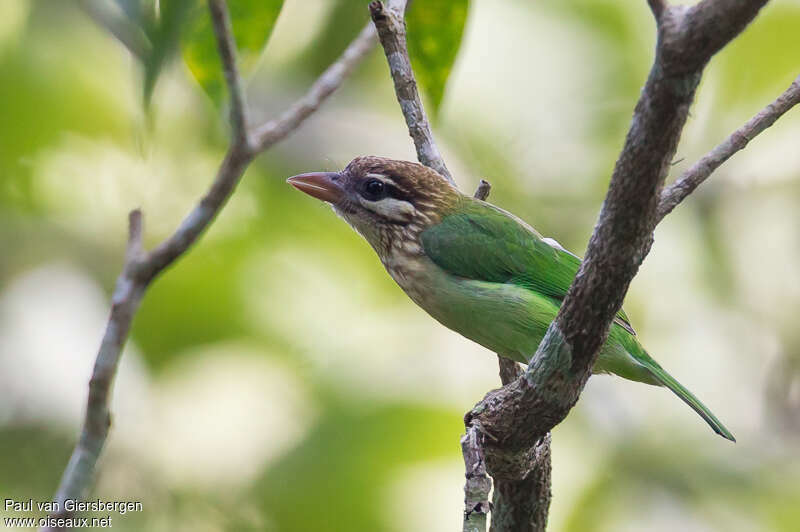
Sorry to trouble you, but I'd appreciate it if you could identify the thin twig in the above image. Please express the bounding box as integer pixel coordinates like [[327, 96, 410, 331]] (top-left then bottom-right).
[[657, 74, 800, 222], [47, 212, 146, 527], [208, 0, 251, 148], [369, 0, 453, 184], [473, 179, 492, 201], [252, 21, 379, 150], [45, 1, 377, 526], [143, 147, 251, 277]]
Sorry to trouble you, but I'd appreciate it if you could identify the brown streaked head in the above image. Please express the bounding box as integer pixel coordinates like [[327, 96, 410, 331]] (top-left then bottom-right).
[[287, 156, 460, 252]]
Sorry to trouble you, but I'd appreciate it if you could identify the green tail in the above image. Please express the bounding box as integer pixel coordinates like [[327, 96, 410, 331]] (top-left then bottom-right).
[[639, 358, 736, 442]]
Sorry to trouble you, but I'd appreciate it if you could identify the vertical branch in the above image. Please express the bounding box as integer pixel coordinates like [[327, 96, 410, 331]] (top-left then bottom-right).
[[47, 211, 146, 524], [369, 0, 453, 183], [460, 179, 496, 532], [208, 0, 251, 148], [465, 2, 768, 530], [489, 434, 552, 532], [472, 179, 552, 531], [462, 427, 491, 532]]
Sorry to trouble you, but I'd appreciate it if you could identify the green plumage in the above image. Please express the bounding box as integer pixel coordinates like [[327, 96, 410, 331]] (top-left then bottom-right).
[[288, 156, 735, 441], [420, 196, 735, 441]]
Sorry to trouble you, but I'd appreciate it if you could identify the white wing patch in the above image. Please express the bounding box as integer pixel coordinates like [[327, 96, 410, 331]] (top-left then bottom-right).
[[542, 237, 579, 258]]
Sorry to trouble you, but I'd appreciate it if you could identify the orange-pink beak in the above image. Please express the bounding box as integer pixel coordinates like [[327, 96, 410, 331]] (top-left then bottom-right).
[[287, 172, 344, 204]]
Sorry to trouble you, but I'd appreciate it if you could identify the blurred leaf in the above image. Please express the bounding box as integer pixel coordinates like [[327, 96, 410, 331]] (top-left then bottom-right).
[[406, 0, 469, 115], [715, 4, 800, 107], [249, 399, 462, 532], [114, 0, 142, 20], [142, 0, 192, 106], [548, 0, 652, 151], [132, 237, 252, 369], [0, 6, 126, 211], [293, 0, 369, 79], [182, 0, 284, 106], [0, 426, 73, 497]]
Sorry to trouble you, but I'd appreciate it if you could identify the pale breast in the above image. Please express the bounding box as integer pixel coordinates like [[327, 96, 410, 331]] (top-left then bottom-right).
[[382, 240, 429, 302]]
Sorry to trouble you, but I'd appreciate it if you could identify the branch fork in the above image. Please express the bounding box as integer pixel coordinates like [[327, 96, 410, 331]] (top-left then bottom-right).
[[45, 1, 382, 528]]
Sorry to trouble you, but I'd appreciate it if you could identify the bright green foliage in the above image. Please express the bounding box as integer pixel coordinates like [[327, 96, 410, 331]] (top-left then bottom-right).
[[251, 401, 461, 532], [294, 0, 370, 79], [182, 0, 284, 106], [406, 0, 469, 115]]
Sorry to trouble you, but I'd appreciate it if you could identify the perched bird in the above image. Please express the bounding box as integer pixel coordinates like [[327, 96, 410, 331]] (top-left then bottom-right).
[[288, 156, 734, 441]]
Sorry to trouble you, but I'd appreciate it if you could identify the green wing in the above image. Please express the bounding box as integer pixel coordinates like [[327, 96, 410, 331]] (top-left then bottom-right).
[[421, 197, 634, 332]]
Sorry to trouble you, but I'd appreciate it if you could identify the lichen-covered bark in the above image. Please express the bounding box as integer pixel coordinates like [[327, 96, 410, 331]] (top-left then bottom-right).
[[490, 434, 551, 532]]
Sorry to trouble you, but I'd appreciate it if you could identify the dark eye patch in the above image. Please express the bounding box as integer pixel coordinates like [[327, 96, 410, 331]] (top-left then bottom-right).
[[361, 179, 385, 200], [359, 177, 412, 203]]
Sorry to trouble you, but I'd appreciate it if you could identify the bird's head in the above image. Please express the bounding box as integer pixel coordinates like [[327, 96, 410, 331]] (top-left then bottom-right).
[[287, 156, 460, 254]]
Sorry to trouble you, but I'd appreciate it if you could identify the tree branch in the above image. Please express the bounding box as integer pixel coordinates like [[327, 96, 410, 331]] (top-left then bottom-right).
[[647, 0, 667, 21], [252, 19, 380, 151], [489, 434, 551, 532], [368, 0, 453, 184], [364, 1, 778, 530], [46, 211, 146, 527], [208, 0, 251, 148], [462, 426, 491, 532], [460, 180, 499, 532], [657, 74, 800, 222], [473, 179, 491, 201], [465, 2, 768, 526], [45, 2, 377, 526], [472, 179, 554, 531]]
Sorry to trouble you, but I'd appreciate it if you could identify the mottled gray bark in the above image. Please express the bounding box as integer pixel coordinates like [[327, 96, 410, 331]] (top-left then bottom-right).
[[490, 434, 551, 532], [465, 1, 773, 531], [369, 0, 453, 184]]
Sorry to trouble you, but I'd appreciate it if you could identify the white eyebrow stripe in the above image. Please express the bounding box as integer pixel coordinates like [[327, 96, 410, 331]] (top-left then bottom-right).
[[365, 173, 398, 187]]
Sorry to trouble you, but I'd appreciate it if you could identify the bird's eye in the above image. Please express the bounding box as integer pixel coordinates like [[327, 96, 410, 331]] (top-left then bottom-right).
[[362, 179, 386, 200]]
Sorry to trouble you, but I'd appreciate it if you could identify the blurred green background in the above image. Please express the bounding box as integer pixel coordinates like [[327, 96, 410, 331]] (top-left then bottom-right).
[[2, 1, 799, 531]]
